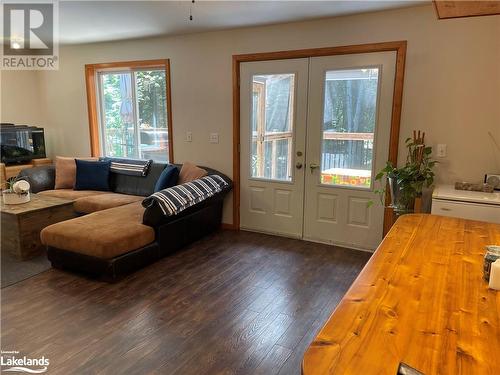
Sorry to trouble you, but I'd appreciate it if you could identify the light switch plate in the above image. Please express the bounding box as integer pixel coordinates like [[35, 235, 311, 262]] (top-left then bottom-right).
[[209, 133, 219, 144], [186, 131, 192, 142], [436, 143, 446, 157]]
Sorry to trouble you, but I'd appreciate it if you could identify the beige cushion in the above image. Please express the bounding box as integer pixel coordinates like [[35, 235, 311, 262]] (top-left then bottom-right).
[[178, 162, 207, 184], [40, 202, 155, 259], [74, 193, 144, 214], [38, 189, 110, 201], [54, 156, 98, 189], [54, 156, 76, 189]]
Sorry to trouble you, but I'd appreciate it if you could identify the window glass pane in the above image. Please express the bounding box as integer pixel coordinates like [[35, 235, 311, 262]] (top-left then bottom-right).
[[99, 69, 169, 162], [101, 73, 137, 159], [320, 68, 378, 188], [136, 70, 169, 162], [250, 74, 294, 181]]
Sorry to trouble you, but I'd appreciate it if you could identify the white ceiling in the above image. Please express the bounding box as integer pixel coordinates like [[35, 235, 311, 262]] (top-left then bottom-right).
[[59, 1, 428, 45]]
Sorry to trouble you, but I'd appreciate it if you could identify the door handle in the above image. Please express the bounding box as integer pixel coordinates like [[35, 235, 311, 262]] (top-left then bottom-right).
[[309, 163, 320, 172], [296, 162, 303, 169]]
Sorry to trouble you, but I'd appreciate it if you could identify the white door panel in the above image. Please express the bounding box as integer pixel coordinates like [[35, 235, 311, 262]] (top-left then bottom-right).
[[303, 52, 396, 250], [240, 59, 309, 238]]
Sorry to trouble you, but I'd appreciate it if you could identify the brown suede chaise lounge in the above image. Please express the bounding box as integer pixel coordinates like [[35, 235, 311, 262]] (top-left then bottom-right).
[[19, 162, 232, 280]]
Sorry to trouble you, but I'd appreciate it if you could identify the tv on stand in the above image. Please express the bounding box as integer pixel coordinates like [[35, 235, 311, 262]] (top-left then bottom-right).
[[0, 123, 47, 165]]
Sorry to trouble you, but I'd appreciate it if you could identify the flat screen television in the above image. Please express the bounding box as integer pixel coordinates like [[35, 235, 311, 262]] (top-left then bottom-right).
[[0, 123, 46, 165]]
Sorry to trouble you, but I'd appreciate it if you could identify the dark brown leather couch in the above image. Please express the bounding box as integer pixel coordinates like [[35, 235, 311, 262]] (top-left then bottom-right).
[[19, 162, 232, 281]]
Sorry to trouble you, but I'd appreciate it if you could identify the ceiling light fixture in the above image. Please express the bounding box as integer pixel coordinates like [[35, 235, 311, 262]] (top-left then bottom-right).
[[10, 36, 23, 49]]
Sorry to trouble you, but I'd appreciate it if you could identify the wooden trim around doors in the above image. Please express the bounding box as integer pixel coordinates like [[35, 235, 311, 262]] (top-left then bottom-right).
[[84, 59, 174, 162], [232, 41, 407, 234]]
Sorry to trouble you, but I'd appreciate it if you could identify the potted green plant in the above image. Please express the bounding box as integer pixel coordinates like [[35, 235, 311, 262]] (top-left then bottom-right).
[[374, 131, 436, 214]]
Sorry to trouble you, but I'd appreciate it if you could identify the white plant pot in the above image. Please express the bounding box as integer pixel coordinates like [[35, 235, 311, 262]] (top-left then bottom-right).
[[2, 191, 31, 205]]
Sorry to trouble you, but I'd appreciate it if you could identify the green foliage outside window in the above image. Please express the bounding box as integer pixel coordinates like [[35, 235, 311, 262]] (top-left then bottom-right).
[[136, 70, 167, 129], [323, 78, 378, 133], [100, 70, 168, 160]]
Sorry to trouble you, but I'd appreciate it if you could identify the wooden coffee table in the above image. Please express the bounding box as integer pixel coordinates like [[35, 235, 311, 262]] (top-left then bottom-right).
[[1, 194, 75, 260]]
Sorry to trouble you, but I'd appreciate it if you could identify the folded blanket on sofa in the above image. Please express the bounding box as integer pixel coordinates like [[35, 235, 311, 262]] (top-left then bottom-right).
[[101, 157, 152, 176], [142, 175, 228, 216]]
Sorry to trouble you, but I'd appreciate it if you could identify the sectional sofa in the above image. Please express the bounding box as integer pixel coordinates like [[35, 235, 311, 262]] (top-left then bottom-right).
[[19, 162, 232, 280]]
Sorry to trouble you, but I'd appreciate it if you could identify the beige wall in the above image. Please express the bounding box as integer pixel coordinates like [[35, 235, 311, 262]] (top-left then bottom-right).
[[2, 4, 499, 223], [0, 70, 45, 125], [0, 70, 55, 162]]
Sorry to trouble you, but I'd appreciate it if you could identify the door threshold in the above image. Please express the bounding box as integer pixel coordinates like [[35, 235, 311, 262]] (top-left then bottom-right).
[[302, 236, 376, 253], [239, 227, 302, 240], [240, 227, 376, 253]]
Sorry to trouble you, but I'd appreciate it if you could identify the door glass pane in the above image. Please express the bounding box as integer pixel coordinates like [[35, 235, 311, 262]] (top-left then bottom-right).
[[264, 140, 272, 179], [275, 138, 290, 180], [321, 68, 379, 188], [250, 74, 294, 181], [99, 70, 169, 162]]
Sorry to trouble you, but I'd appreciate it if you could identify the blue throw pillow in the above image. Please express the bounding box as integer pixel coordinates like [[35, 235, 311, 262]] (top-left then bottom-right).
[[154, 165, 179, 192], [74, 159, 111, 191]]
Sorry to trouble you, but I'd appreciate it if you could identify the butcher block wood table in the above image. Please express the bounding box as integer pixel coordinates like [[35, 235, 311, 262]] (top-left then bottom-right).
[[1, 194, 75, 260], [303, 214, 500, 375]]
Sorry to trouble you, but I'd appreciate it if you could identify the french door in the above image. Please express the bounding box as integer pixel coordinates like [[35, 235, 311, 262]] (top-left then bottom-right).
[[240, 59, 308, 238], [240, 52, 397, 250]]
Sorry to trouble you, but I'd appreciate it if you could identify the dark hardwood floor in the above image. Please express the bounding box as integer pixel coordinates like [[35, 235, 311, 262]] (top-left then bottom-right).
[[1, 230, 371, 375]]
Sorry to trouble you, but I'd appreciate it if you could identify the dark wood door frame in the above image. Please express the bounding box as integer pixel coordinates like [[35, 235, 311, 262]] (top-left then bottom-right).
[[232, 41, 407, 234]]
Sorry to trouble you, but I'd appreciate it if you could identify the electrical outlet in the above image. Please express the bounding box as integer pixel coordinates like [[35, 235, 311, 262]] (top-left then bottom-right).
[[436, 144, 447, 158], [209, 133, 219, 144], [186, 131, 192, 142]]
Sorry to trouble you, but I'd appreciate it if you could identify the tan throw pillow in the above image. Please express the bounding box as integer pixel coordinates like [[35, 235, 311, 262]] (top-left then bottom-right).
[[54, 156, 98, 189], [54, 156, 76, 189], [178, 162, 207, 184]]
